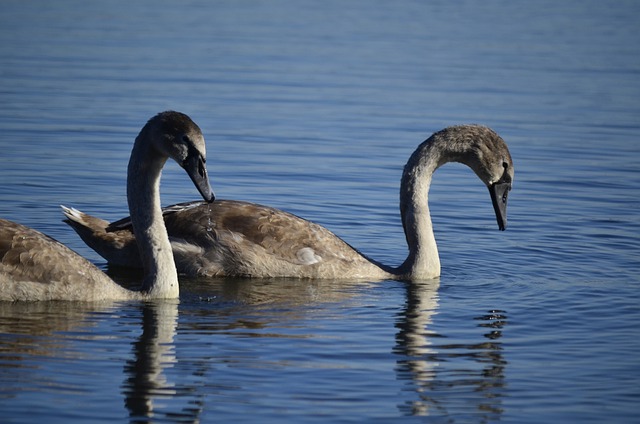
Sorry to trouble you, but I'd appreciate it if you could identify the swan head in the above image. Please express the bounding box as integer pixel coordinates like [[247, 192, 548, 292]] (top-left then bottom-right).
[[145, 111, 215, 203], [423, 125, 513, 231], [448, 125, 513, 231], [488, 160, 512, 231]]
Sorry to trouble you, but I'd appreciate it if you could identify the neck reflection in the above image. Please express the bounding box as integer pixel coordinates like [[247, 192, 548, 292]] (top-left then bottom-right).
[[394, 279, 508, 419], [122, 300, 202, 422]]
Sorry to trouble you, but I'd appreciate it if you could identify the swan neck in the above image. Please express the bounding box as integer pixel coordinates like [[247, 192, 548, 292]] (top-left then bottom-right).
[[127, 138, 179, 298], [397, 140, 443, 280]]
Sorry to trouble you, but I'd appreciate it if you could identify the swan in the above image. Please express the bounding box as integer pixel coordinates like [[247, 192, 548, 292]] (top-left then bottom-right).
[[0, 111, 214, 301], [63, 124, 513, 281]]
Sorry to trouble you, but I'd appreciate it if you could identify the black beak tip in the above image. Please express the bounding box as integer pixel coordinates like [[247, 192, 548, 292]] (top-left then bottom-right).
[[489, 182, 510, 232], [205, 190, 215, 203], [198, 179, 215, 203], [184, 154, 216, 204]]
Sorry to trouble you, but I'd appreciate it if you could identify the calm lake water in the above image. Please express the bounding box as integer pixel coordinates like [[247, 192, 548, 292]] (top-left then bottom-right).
[[1, 0, 639, 422]]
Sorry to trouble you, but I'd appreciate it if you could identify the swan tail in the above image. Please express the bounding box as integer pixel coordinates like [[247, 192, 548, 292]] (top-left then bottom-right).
[[61, 205, 110, 232], [60, 205, 142, 268]]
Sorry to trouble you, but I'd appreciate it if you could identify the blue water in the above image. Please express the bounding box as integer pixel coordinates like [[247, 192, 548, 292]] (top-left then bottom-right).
[[1, 0, 639, 422]]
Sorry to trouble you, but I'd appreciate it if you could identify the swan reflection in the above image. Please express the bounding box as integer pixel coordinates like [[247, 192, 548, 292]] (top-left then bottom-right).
[[122, 300, 204, 422], [394, 280, 508, 419]]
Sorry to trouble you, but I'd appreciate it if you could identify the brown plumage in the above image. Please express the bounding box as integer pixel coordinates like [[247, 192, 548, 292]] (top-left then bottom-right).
[[63, 124, 514, 281], [64, 199, 386, 279], [0, 219, 125, 301]]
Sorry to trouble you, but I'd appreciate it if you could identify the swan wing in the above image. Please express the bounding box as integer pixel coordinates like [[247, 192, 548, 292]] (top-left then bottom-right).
[[167, 200, 363, 261], [166, 199, 373, 278], [65, 200, 375, 278]]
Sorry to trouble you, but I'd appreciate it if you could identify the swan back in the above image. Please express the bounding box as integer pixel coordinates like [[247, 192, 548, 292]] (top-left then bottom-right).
[[0, 219, 132, 301]]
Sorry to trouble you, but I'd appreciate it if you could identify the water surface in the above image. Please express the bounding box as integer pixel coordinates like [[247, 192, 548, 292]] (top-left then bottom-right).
[[0, 1, 639, 423]]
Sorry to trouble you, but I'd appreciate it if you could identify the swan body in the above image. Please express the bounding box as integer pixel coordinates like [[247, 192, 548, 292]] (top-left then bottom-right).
[[64, 124, 513, 281], [0, 111, 214, 301]]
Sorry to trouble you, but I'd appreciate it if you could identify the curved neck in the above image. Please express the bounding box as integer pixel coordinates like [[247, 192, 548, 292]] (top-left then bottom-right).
[[127, 137, 179, 298], [395, 139, 444, 280]]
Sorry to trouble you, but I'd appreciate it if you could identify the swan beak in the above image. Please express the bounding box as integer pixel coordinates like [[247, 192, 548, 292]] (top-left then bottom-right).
[[489, 182, 511, 231], [183, 153, 215, 203]]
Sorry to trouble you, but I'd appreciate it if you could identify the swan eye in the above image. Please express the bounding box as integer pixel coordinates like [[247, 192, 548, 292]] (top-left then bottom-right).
[[181, 135, 190, 144], [495, 162, 512, 186]]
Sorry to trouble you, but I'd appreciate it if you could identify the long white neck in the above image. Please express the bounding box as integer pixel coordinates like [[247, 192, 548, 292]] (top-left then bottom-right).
[[127, 137, 179, 299], [395, 140, 444, 280]]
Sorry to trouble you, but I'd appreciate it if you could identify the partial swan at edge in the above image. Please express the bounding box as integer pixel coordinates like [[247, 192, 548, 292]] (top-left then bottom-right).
[[64, 125, 513, 281], [0, 111, 214, 301]]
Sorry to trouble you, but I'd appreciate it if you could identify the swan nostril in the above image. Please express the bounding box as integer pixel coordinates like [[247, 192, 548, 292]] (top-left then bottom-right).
[[198, 158, 206, 178]]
